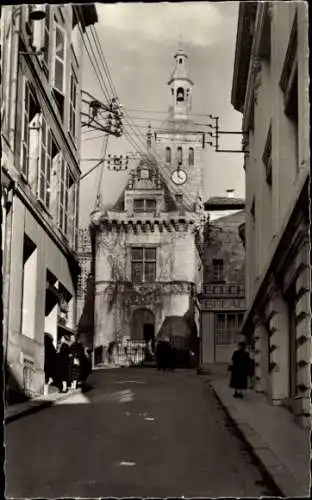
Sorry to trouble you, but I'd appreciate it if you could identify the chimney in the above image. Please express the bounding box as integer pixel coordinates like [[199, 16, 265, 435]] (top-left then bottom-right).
[[226, 189, 235, 198]]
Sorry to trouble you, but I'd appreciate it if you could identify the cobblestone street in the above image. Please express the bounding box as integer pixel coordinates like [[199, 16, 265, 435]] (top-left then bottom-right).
[[6, 369, 275, 497]]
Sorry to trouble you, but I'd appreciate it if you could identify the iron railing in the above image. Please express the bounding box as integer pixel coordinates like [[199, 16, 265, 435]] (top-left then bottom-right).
[[201, 283, 245, 296]]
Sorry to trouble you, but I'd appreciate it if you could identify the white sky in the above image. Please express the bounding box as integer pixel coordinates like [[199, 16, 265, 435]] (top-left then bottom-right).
[[79, 2, 244, 227]]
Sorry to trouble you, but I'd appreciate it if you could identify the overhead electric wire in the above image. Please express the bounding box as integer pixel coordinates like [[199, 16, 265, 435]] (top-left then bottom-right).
[[78, 20, 199, 211], [75, 9, 111, 104]]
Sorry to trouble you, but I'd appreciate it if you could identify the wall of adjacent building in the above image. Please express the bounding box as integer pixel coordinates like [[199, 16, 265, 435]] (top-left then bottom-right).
[[232, 2, 310, 427], [7, 197, 76, 394]]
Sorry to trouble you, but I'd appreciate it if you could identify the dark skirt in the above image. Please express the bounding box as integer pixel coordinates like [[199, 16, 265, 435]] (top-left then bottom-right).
[[156, 342, 175, 370], [229, 368, 248, 390], [57, 345, 70, 383]]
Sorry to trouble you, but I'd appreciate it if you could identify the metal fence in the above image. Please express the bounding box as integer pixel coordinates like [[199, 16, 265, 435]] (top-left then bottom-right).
[[110, 340, 147, 366]]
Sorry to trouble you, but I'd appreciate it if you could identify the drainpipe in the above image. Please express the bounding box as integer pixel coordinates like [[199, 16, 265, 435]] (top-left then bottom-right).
[[9, 6, 20, 151]]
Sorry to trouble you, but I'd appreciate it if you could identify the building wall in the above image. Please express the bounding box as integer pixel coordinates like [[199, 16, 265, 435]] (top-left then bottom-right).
[[232, 2, 310, 427], [154, 131, 204, 208], [200, 210, 246, 364], [93, 222, 200, 350], [7, 196, 77, 394], [1, 5, 97, 398]]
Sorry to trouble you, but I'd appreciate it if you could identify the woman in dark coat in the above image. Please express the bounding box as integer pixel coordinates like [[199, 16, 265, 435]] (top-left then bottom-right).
[[57, 336, 70, 392], [229, 341, 251, 398], [69, 335, 85, 389], [44, 333, 57, 386]]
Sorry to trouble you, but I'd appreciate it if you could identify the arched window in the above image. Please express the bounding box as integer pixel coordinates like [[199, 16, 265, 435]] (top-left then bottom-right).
[[165, 146, 171, 164], [188, 147, 194, 166], [179, 58, 183, 64], [176, 87, 184, 103], [177, 146, 182, 165]]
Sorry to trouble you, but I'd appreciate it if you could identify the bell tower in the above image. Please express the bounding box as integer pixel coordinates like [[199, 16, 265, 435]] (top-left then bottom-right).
[[154, 43, 204, 211], [168, 45, 194, 121]]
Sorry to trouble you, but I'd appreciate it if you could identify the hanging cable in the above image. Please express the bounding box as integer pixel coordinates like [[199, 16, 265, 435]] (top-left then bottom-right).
[[93, 134, 109, 211]]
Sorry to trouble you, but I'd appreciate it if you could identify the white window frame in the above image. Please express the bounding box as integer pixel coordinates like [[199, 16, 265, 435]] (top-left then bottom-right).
[[133, 198, 156, 213], [215, 312, 244, 345], [212, 259, 224, 283], [21, 77, 31, 179], [131, 247, 157, 283], [38, 115, 52, 209], [51, 18, 67, 95], [58, 159, 77, 241], [58, 157, 68, 233], [69, 66, 78, 143]]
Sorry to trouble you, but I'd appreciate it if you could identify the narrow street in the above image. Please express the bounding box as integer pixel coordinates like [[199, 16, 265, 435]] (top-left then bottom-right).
[[6, 368, 274, 498]]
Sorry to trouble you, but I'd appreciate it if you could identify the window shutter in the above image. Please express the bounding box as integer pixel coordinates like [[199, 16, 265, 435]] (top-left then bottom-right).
[[52, 19, 66, 95], [28, 113, 41, 193], [37, 113, 46, 203], [50, 152, 61, 221]]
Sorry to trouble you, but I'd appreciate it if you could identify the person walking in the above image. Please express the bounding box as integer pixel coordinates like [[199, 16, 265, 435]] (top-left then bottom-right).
[[69, 335, 84, 389], [156, 334, 173, 371], [57, 336, 70, 393], [44, 333, 57, 396], [229, 341, 251, 398]]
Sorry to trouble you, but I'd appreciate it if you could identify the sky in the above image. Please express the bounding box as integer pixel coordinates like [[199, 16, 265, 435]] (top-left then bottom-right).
[[79, 1, 244, 228]]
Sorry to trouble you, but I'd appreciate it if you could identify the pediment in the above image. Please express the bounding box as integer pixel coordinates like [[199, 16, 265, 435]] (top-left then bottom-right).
[[127, 160, 163, 191]]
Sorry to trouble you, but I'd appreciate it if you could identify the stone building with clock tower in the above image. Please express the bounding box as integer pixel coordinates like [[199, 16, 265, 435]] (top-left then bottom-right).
[[89, 46, 206, 365]]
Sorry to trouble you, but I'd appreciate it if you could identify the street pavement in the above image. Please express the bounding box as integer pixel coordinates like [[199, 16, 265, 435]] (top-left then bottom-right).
[[5, 368, 275, 498]]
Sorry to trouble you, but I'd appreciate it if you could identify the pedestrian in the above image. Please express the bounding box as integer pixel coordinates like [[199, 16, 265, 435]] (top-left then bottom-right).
[[248, 350, 256, 389], [156, 334, 173, 371], [57, 336, 70, 393], [44, 333, 57, 396], [80, 347, 91, 387], [228, 341, 251, 398], [69, 334, 84, 389]]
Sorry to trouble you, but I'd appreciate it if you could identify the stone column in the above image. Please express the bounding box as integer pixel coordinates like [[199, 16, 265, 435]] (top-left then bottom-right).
[[267, 280, 290, 405], [253, 314, 269, 393], [294, 239, 311, 427]]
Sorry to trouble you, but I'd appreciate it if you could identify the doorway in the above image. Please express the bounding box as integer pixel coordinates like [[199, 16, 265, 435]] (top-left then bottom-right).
[[144, 323, 155, 356], [131, 309, 155, 361]]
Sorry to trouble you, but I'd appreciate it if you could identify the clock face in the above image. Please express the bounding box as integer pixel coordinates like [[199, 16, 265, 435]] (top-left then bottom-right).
[[171, 169, 187, 185]]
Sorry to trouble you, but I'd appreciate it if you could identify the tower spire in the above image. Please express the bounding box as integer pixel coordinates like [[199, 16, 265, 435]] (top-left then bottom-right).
[[168, 42, 193, 121]]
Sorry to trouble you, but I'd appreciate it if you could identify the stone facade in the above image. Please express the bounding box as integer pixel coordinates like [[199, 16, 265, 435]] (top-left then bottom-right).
[[90, 46, 206, 364], [90, 162, 204, 363], [200, 210, 246, 364], [1, 5, 97, 400], [232, 2, 310, 427]]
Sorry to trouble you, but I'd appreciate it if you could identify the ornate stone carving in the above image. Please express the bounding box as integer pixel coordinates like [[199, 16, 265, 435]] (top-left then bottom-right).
[[251, 56, 261, 75]]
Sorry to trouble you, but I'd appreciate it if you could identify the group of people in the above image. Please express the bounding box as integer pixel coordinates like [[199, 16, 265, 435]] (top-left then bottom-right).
[[44, 333, 92, 393], [229, 341, 255, 398]]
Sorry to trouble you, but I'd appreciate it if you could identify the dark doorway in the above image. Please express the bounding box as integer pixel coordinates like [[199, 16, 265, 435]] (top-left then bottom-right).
[[144, 323, 155, 348]]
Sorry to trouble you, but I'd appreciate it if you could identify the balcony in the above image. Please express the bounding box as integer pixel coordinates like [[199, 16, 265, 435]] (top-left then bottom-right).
[[200, 283, 245, 297]]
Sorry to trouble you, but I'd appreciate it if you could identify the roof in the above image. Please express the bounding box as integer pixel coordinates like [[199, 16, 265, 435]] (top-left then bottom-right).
[[204, 196, 246, 210], [231, 2, 257, 112], [211, 210, 245, 225]]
